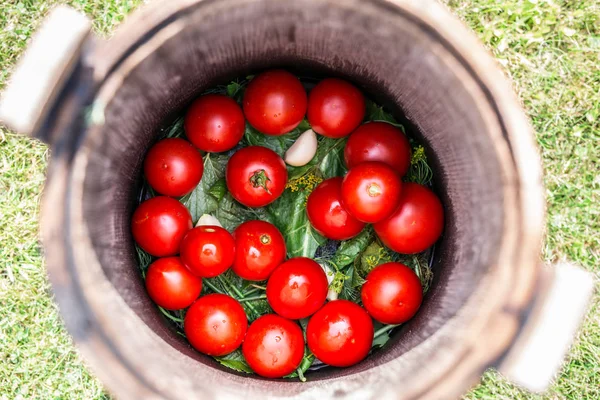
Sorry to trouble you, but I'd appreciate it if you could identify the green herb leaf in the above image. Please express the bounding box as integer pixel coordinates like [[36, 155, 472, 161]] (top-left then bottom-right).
[[208, 178, 227, 203], [183, 153, 228, 223], [339, 266, 360, 302], [371, 322, 399, 349], [317, 137, 347, 179], [330, 227, 373, 269], [267, 188, 327, 258], [214, 193, 272, 232], [358, 241, 393, 278], [243, 119, 311, 157], [364, 100, 404, 129], [214, 350, 253, 374], [405, 145, 433, 186], [161, 116, 185, 138]]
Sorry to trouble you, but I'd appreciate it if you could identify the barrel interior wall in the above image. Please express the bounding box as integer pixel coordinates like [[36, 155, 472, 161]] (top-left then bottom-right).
[[79, 0, 507, 382]]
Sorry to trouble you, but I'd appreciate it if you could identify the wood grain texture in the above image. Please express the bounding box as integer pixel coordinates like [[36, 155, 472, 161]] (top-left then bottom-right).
[[36, 0, 544, 399]]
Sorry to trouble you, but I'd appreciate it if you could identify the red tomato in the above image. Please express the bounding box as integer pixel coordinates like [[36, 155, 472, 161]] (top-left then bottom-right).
[[226, 146, 287, 207], [143, 138, 204, 197], [266, 257, 328, 320], [184, 94, 245, 152], [180, 226, 235, 277], [243, 70, 307, 135], [306, 177, 366, 240], [233, 220, 286, 281], [374, 183, 444, 254], [145, 257, 202, 310], [341, 162, 402, 223], [307, 78, 365, 138], [131, 196, 192, 257], [344, 122, 412, 177], [184, 294, 248, 356], [242, 314, 304, 378], [306, 300, 373, 367], [361, 262, 422, 324]]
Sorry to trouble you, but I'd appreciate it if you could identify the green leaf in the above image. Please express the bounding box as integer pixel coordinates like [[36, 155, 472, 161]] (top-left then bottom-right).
[[364, 99, 404, 129], [214, 350, 253, 374], [161, 116, 185, 138], [330, 227, 373, 269], [267, 188, 327, 258], [371, 322, 399, 349], [208, 178, 226, 203], [243, 119, 311, 157], [183, 153, 228, 223], [317, 137, 347, 179], [215, 193, 272, 232]]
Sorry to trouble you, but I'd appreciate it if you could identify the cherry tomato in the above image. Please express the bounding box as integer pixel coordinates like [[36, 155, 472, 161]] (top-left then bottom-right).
[[145, 257, 202, 310], [306, 300, 373, 367], [184, 94, 245, 152], [180, 226, 235, 277], [361, 262, 422, 324], [306, 177, 366, 240], [341, 162, 402, 223], [242, 314, 304, 378], [374, 183, 444, 254], [143, 138, 204, 197], [243, 70, 307, 135], [131, 196, 192, 257], [307, 78, 365, 138], [184, 294, 248, 356], [266, 257, 328, 320], [233, 220, 286, 281], [344, 122, 412, 177], [226, 146, 287, 207]]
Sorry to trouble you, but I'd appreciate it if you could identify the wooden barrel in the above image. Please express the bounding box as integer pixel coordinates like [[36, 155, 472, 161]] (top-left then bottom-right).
[[0, 1, 592, 399]]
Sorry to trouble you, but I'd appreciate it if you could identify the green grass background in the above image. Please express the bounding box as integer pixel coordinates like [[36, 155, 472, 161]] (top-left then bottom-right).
[[0, 0, 598, 399]]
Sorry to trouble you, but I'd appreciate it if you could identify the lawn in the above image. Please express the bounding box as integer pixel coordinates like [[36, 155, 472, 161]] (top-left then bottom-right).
[[0, 0, 598, 399]]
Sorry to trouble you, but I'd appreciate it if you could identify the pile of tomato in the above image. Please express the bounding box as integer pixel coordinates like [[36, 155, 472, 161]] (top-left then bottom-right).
[[132, 70, 444, 378]]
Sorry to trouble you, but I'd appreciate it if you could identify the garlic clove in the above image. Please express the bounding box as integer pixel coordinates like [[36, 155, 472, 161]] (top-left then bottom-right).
[[284, 128, 317, 166], [195, 214, 223, 228]]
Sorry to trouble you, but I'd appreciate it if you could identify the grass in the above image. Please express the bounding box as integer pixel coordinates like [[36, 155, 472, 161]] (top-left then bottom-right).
[[0, 0, 597, 399]]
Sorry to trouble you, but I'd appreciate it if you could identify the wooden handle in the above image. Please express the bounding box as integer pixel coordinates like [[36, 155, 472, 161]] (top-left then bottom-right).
[[0, 6, 91, 141], [499, 262, 594, 392]]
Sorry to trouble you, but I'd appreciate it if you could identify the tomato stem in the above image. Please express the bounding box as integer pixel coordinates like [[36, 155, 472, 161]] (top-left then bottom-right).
[[249, 169, 271, 193]]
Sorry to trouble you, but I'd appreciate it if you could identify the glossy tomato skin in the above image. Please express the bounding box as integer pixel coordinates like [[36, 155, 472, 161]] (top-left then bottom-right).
[[242, 314, 304, 378], [145, 257, 202, 310], [131, 196, 193, 257], [307, 78, 365, 138], [233, 220, 286, 281], [341, 162, 402, 223], [266, 257, 328, 319], [226, 146, 287, 207], [243, 70, 307, 135], [184, 294, 248, 356], [180, 225, 235, 277], [306, 177, 366, 240], [374, 183, 444, 254], [306, 300, 373, 367], [344, 122, 412, 177], [361, 262, 422, 324], [143, 138, 204, 197], [184, 94, 245, 152]]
